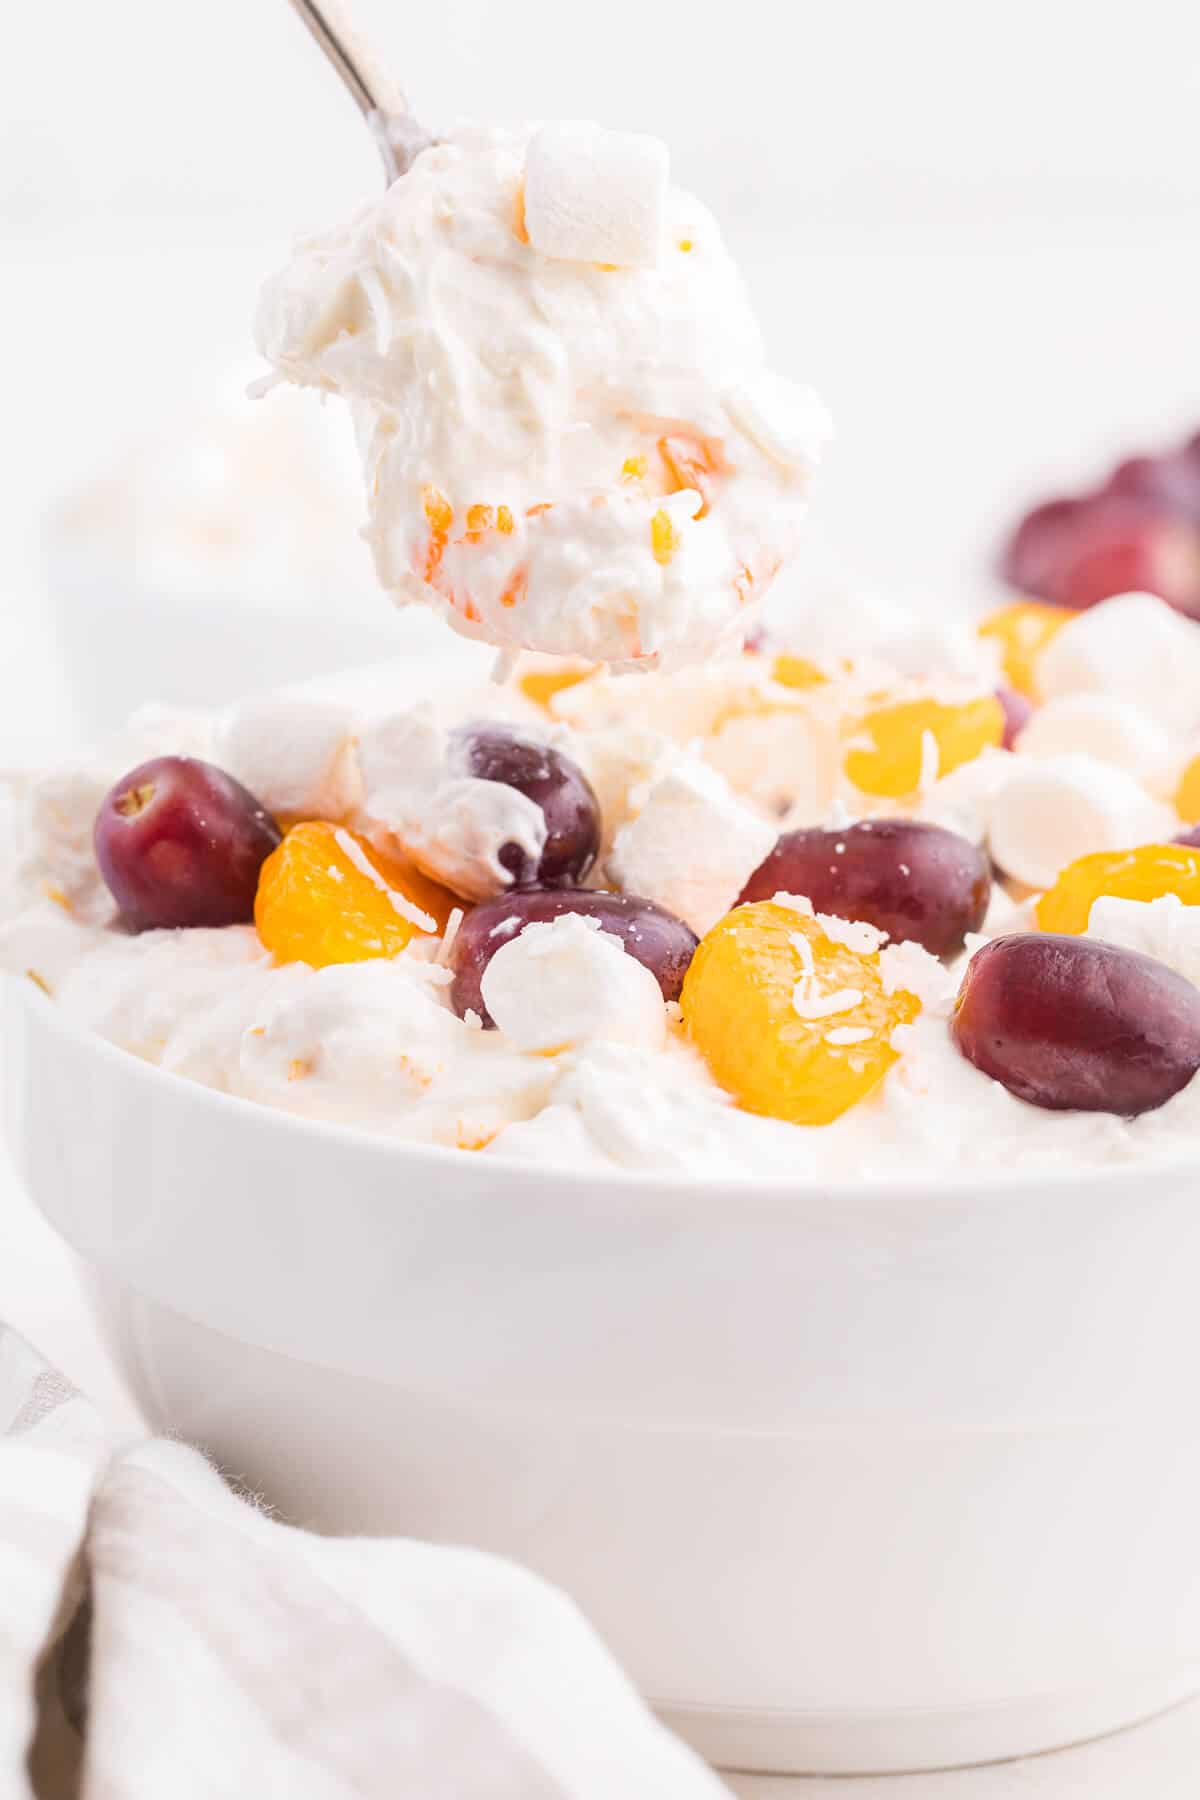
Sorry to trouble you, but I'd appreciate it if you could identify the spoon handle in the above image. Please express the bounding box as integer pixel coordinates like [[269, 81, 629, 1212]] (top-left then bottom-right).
[[285, 0, 430, 183]]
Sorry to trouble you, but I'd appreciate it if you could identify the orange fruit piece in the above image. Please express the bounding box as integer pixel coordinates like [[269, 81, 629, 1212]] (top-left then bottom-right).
[[1035, 844, 1200, 935], [255, 822, 455, 968], [845, 695, 1004, 799], [1176, 753, 1200, 825], [518, 662, 595, 710], [978, 600, 1071, 698], [772, 653, 828, 691], [681, 900, 920, 1126]]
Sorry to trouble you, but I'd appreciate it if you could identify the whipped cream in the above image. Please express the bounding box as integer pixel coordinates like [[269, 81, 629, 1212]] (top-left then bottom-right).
[[255, 122, 829, 668], [608, 759, 775, 935], [1087, 894, 1200, 986], [6, 589, 1200, 1181], [356, 709, 551, 900]]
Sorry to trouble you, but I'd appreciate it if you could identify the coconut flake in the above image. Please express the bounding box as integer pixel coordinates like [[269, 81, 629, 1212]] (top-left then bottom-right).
[[333, 828, 437, 933]]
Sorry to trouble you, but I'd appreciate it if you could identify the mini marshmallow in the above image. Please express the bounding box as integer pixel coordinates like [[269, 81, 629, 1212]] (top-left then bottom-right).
[[1014, 693, 1170, 787], [1087, 893, 1200, 988], [1036, 592, 1200, 737], [987, 752, 1175, 891], [608, 759, 776, 935], [219, 695, 361, 821], [523, 122, 668, 268], [723, 373, 833, 477], [481, 914, 667, 1053], [917, 747, 1014, 845]]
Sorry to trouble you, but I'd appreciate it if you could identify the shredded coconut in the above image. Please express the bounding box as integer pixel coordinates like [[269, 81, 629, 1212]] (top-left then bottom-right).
[[792, 981, 863, 1021], [332, 828, 437, 933], [816, 912, 886, 955], [825, 1026, 873, 1046]]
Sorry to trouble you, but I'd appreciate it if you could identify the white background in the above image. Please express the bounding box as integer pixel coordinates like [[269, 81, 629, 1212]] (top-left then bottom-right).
[[3, 3, 1200, 1791], [3, 0, 1200, 762]]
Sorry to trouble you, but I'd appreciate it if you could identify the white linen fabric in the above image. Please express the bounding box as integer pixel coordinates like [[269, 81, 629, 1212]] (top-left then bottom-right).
[[0, 1325, 729, 1800]]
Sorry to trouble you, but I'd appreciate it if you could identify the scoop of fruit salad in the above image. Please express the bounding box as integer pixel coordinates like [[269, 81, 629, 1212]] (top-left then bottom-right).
[[254, 121, 829, 671], [7, 588, 1200, 1176]]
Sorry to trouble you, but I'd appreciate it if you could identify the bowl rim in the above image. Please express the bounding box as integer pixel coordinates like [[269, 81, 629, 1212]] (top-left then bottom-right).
[[7, 971, 1198, 1206]]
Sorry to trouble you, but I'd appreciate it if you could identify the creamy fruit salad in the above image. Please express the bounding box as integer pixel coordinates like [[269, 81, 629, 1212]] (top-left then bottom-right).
[[255, 121, 830, 669], [7, 589, 1200, 1179]]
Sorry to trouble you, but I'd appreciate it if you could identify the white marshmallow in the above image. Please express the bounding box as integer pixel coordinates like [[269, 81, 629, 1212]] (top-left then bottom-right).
[[219, 695, 361, 821], [987, 752, 1175, 891], [523, 121, 668, 268], [1015, 693, 1170, 787], [1036, 592, 1200, 737], [481, 914, 667, 1053], [609, 759, 776, 935], [917, 747, 1015, 845], [722, 373, 832, 477], [1087, 893, 1200, 987], [356, 708, 548, 900]]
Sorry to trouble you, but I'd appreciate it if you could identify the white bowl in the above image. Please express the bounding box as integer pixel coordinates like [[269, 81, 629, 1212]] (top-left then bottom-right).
[[6, 977, 1200, 1777]]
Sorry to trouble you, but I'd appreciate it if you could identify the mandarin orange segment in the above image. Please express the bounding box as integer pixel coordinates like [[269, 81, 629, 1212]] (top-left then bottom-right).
[[978, 600, 1071, 698], [772, 653, 828, 691], [681, 900, 920, 1125], [255, 822, 455, 968], [518, 662, 596, 709], [1176, 754, 1200, 825], [845, 695, 1004, 799], [1035, 844, 1200, 936]]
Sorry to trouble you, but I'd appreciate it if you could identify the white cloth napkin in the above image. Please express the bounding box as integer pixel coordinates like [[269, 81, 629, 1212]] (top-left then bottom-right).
[[0, 1325, 730, 1800]]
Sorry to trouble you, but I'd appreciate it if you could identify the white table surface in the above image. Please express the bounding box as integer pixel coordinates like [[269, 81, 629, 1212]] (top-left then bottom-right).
[[4, 232, 1200, 1794]]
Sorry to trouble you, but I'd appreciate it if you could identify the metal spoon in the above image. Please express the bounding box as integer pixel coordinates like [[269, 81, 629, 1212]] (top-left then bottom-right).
[[286, 0, 432, 184]]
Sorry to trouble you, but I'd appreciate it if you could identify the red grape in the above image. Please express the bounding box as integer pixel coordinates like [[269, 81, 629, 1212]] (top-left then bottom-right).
[[1107, 450, 1200, 525], [1002, 493, 1200, 615], [738, 819, 991, 958], [94, 756, 281, 930], [455, 725, 600, 886], [952, 933, 1200, 1114], [449, 888, 698, 1024]]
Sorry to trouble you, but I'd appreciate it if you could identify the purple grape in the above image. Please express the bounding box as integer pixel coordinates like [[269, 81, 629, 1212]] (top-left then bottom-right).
[[1106, 449, 1200, 525], [1174, 825, 1200, 849], [738, 819, 991, 958], [94, 756, 281, 930], [952, 933, 1200, 1115], [449, 888, 698, 1025], [455, 724, 600, 887], [997, 684, 1032, 749]]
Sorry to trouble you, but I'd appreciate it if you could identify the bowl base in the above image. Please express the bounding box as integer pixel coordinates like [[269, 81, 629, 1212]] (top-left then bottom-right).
[[659, 1667, 1200, 1776]]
